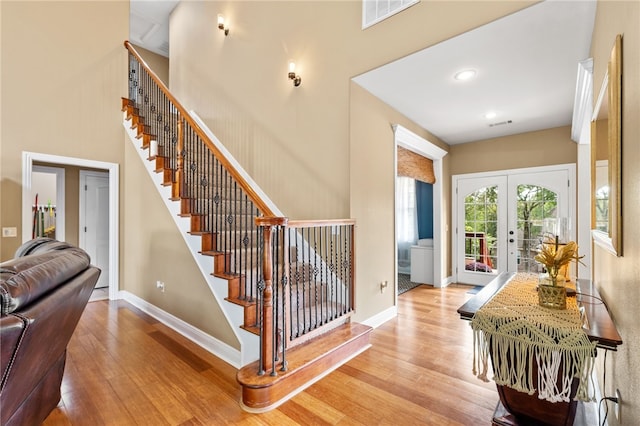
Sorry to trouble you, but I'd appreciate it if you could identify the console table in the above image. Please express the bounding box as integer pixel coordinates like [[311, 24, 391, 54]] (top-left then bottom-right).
[[457, 272, 622, 426]]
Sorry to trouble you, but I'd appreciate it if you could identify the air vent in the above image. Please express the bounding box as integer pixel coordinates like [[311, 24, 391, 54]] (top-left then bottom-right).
[[489, 120, 513, 128], [362, 0, 419, 29], [158, 41, 170, 55]]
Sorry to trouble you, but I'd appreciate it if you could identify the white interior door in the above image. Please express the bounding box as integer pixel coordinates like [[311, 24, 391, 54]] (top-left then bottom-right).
[[455, 166, 573, 285], [80, 171, 110, 288]]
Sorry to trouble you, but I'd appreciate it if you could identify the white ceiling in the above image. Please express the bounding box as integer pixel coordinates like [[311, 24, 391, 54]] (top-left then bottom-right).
[[129, 0, 179, 57], [130, 1, 597, 146], [353, 0, 597, 145]]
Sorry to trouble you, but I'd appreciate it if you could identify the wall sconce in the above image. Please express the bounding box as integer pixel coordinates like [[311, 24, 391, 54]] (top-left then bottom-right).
[[288, 61, 302, 87], [217, 14, 229, 36]]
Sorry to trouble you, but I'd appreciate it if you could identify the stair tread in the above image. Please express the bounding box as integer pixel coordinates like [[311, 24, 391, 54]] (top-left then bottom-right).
[[237, 322, 372, 386], [224, 297, 256, 308]]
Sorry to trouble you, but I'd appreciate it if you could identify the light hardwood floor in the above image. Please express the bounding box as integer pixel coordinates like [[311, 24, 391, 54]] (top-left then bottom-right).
[[43, 284, 499, 425]]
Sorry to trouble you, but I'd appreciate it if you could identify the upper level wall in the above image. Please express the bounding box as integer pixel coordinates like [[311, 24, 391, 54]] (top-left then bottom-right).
[[132, 44, 170, 87], [168, 1, 533, 319], [168, 1, 533, 221], [449, 125, 577, 176]]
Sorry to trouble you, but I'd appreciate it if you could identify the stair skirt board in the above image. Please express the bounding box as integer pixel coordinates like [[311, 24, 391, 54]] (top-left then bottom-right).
[[124, 119, 259, 367]]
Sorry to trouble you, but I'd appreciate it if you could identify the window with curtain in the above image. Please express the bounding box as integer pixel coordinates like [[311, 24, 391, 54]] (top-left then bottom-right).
[[397, 177, 418, 273]]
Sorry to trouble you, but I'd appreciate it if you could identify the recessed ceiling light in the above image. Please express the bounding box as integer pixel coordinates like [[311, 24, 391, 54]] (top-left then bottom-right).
[[454, 69, 476, 81], [485, 111, 497, 119]]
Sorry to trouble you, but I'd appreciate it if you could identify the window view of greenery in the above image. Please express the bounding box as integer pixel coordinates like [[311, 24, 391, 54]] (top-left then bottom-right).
[[464, 185, 559, 274], [516, 185, 558, 273], [594, 162, 609, 232], [595, 185, 609, 232], [464, 186, 498, 272]]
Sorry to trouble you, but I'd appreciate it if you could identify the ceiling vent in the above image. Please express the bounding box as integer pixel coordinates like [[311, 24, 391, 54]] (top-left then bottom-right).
[[489, 120, 513, 128], [362, 0, 419, 29], [158, 41, 170, 56]]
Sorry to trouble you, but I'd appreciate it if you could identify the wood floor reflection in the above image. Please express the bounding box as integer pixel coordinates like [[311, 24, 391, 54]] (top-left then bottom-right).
[[43, 284, 498, 425]]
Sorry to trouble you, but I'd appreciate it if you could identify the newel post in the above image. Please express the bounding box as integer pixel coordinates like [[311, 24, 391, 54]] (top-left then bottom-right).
[[255, 216, 288, 375]]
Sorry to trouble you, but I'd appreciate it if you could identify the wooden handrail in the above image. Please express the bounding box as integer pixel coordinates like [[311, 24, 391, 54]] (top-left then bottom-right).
[[287, 218, 356, 228], [124, 40, 275, 217]]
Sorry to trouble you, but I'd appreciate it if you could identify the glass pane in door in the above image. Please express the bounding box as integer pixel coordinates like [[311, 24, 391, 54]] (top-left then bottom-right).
[[515, 184, 558, 273], [464, 186, 498, 273]]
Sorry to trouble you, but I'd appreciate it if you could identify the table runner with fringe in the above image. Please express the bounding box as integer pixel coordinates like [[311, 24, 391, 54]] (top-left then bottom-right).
[[470, 273, 597, 402]]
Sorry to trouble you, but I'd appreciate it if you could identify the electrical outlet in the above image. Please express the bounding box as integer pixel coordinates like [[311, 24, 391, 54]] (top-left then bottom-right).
[[615, 389, 621, 420], [156, 281, 165, 292]]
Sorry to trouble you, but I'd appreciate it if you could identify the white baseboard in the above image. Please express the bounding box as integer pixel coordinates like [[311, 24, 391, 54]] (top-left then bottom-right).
[[437, 275, 454, 288], [118, 290, 242, 368], [361, 305, 397, 329]]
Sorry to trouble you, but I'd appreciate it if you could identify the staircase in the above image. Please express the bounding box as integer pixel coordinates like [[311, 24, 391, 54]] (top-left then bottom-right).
[[122, 41, 371, 411]]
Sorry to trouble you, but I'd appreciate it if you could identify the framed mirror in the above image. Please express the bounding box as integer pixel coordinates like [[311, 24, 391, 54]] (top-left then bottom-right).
[[592, 34, 622, 256]]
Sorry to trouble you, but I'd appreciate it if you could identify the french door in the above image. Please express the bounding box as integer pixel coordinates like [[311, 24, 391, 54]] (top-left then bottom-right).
[[455, 167, 573, 285]]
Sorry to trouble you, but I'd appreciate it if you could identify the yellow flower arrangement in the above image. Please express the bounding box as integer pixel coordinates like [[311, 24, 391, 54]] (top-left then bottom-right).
[[534, 238, 585, 286]]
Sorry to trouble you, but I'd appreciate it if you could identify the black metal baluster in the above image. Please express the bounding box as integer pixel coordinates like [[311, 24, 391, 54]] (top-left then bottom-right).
[[233, 181, 238, 276], [297, 229, 303, 336], [273, 229, 280, 364], [340, 225, 346, 314], [334, 226, 339, 315], [226, 172, 232, 274], [280, 227, 288, 372]]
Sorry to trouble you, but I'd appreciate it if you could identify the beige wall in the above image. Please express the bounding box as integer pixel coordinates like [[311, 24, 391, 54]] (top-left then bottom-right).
[[169, 0, 531, 320], [449, 125, 577, 176], [590, 1, 640, 424], [132, 43, 170, 87], [1, 1, 128, 260], [0, 1, 239, 349]]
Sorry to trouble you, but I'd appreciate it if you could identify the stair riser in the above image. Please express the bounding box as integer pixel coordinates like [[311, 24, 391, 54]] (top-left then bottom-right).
[[181, 199, 259, 216], [189, 215, 258, 234]]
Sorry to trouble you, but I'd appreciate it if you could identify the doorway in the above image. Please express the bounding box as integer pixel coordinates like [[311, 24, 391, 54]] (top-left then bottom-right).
[[453, 165, 575, 285], [22, 152, 119, 299], [393, 125, 447, 295]]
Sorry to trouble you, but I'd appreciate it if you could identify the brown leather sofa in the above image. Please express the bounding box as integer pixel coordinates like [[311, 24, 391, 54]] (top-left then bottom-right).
[[0, 238, 100, 426]]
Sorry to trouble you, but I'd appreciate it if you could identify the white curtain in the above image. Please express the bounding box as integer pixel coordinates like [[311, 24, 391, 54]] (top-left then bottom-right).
[[397, 177, 418, 272]]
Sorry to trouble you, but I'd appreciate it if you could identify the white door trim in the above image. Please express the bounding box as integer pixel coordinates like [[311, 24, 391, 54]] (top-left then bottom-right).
[[22, 152, 119, 300], [393, 124, 448, 290]]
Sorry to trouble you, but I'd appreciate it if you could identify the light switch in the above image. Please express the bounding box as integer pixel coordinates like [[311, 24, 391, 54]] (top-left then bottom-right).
[[2, 227, 17, 237]]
